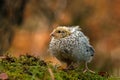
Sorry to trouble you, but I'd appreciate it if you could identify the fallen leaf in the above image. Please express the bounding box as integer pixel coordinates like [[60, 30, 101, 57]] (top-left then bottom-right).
[[0, 73, 8, 80]]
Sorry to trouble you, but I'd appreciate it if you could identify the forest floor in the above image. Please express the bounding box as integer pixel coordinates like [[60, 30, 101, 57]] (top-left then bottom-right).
[[0, 54, 119, 80]]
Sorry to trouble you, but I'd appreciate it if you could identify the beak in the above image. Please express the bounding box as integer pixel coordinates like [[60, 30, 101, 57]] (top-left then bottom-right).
[[50, 32, 54, 37]]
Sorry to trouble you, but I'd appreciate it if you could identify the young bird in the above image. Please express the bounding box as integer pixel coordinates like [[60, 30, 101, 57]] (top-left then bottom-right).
[[49, 26, 95, 73]]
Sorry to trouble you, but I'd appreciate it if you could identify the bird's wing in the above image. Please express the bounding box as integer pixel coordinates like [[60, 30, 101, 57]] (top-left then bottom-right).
[[78, 34, 95, 56]]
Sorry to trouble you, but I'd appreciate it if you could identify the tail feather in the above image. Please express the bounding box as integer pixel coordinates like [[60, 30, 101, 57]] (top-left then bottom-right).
[[89, 46, 95, 56]]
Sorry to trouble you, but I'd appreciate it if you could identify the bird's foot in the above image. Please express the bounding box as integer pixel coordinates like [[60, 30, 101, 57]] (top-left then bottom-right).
[[83, 68, 95, 73], [66, 65, 75, 70]]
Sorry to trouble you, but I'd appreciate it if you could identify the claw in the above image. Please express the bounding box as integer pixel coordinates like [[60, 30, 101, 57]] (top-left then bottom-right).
[[83, 62, 95, 73], [83, 68, 95, 73], [83, 69, 87, 73]]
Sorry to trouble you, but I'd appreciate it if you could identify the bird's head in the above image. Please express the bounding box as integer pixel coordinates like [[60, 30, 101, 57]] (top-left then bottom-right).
[[50, 26, 71, 39], [50, 26, 81, 39]]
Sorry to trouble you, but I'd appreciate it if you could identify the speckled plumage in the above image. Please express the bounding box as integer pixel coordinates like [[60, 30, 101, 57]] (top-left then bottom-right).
[[49, 26, 95, 72]]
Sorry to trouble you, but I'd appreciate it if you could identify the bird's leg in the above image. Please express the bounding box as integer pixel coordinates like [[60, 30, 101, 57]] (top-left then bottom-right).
[[83, 62, 95, 73], [66, 62, 74, 70]]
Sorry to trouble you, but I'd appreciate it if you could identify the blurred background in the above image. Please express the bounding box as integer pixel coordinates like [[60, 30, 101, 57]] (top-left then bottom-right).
[[0, 0, 120, 77]]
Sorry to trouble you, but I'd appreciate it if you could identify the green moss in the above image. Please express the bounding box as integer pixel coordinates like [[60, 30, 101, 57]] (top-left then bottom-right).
[[107, 77, 120, 80], [0, 55, 108, 80]]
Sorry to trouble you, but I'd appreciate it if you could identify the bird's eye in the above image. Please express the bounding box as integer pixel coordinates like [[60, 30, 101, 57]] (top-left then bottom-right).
[[57, 30, 61, 33]]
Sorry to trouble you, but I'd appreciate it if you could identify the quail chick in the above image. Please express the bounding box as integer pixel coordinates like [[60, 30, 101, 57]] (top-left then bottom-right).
[[49, 26, 95, 73]]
